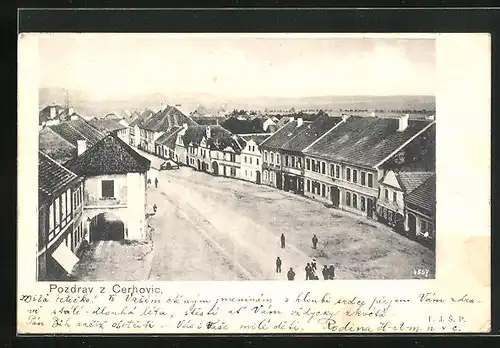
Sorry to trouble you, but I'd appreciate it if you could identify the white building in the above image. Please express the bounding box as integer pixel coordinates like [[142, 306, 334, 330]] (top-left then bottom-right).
[[239, 134, 272, 184]]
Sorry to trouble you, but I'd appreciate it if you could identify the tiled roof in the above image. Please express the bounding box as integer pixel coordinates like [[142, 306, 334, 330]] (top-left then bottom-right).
[[240, 134, 272, 146], [139, 105, 197, 132], [49, 119, 105, 147], [303, 116, 433, 168], [130, 109, 154, 126], [406, 175, 436, 213], [65, 134, 151, 175], [260, 120, 311, 149], [156, 126, 183, 149], [397, 171, 434, 193], [182, 125, 242, 152], [39, 151, 81, 204], [89, 119, 127, 133], [280, 115, 342, 152]]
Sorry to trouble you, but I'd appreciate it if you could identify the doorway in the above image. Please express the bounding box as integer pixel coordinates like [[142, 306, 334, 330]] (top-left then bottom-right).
[[256, 171, 261, 184], [367, 198, 374, 218], [89, 212, 125, 242], [330, 186, 340, 207]]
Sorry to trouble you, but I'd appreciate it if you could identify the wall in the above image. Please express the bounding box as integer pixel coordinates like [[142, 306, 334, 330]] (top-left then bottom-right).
[[240, 141, 262, 182], [126, 172, 147, 240], [84, 174, 128, 206]]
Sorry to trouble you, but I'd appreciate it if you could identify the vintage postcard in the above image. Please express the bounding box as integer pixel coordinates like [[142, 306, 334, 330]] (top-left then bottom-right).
[[17, 32, 490, 334]]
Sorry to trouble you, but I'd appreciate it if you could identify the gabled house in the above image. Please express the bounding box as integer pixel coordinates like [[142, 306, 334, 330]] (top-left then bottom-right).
[[303, 114, 436, 219], [64, 134, 151, 242], [38, 152, 85, 280], [377, 170, 434, 231], [129, 109, 154, 147], [137, 105, 197, 153], [39, 105, 82, 128], [155, 125, 183, 161], [262, 117, 277, 132], [39, 118, 106, 163], [239, 133, 272, 184]]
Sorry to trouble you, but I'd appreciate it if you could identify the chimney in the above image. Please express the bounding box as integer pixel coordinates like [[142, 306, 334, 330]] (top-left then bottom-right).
[[206, 125, 211, 139], [68, 107, 75, 115], [77, 140, 87, 155], [398, 114, 409, 132], [296, 118, 303, 127], [50, 106, 57, 119]]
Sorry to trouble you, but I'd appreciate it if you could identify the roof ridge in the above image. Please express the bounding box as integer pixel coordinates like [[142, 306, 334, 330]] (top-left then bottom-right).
[[39, 151, 78, 179]]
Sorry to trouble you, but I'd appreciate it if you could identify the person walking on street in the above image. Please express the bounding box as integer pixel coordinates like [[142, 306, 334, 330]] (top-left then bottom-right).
[[311, 258, 317, 271], [280, 233, 286, 249], [153, 204, 158, 213], [328, 265, 335, 280], [305, 263, 312, 280], [147, 178, 151, 187], [287, 267, 295, 281], [155, 177, 159, 188], [312, 234, 318, 249], [276, 257, 282, 273], [322, 265, 329, 280]]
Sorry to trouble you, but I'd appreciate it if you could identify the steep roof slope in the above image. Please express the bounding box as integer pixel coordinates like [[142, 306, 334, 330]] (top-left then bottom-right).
[[39, 151, 81, 204]]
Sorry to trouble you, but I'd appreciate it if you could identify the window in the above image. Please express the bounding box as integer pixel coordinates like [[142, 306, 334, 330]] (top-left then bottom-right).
[[245, 170, 248, 176], [276, 154, 280, 165], [270, 153, 275, 164], [249, 157, 252, 164], [388, 211, 393, 222], [306, 158, 311, 170], [368, 173, 374, 188], [306, 180, 310, 192], [322, 184, 326, 197], [244, 156, 247, 163], [330, 164, 335, 177], [385, 189, 389, 200], [230, 168, 236, 176], [393, 192, 397, 202], [49, 203, 54, 231], [353, 193, 358, 208], [346, 168, 351, 181], [230, 154, 236, 162], [361, 172, 366, 186], [353, 169, 358, 183], [335, 165, 340, 179], [264, 151, 268, 162], [285, 155, 290, 167], [321, 162, 326, 175], [297, 157, 302, 169], [311, 160, 316, 172], [361, 196, 366, 211], [256, 159, 259, 165], [102, 180, 115, 198], [291, 156, 296, 168], [346, 192, 351, 206]]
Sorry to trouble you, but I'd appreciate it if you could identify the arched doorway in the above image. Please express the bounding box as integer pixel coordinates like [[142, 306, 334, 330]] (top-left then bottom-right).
[[212, 161, 219, 176], [197, 159, 201, 171], [408, 213, 417, 236], [89, 212, 125, 243], [255, 171, 261, 184]]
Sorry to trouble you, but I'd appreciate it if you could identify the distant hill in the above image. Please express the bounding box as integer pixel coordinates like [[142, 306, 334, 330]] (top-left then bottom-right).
[[39, 87, 435, 120]]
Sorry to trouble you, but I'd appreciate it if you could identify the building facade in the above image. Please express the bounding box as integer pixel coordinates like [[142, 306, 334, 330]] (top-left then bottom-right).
[[239, 134, 271, 184], [304, 115, 436, 219], [38, 152, 85, 281], [65, 134, 151, 242]]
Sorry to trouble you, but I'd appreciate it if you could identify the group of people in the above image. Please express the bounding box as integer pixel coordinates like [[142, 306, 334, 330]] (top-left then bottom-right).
[[147, 177, 159, 188], [276, 233, 336, 281]]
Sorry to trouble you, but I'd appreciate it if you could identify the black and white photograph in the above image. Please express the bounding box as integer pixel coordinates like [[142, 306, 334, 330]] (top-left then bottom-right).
[[37, 34, 437, 282]]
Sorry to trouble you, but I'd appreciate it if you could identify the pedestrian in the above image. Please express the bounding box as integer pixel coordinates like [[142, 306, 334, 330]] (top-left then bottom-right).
[[322, 265, 329, 280], [328, 265, 335, 280], [311, 258, 317, 271], [155, 177, 158, 188], [287, 267, 295, 281], [312, 234, 318, 249], [305, 263, 312, 280], [153, 204, 158, 213], [276, 257, 282, 273], [147, 178, 151, 186], [280, 233, 286, 249]]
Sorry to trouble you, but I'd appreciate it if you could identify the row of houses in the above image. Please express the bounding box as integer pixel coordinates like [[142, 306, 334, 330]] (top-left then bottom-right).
[[130, 109, 436, 245]]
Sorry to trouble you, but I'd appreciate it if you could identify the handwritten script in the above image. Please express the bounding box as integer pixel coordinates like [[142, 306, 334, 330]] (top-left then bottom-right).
[[18, 284, 481, 333]]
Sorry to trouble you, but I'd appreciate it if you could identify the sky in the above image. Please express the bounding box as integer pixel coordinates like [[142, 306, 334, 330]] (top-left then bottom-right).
[[38, 34, 436, 100]]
